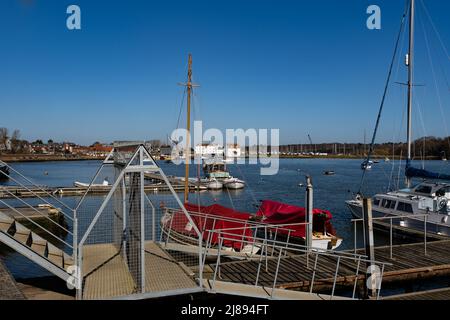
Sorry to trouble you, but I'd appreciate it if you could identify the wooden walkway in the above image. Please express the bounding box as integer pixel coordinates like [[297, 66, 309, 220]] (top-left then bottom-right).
[[82, 242, 199, 299], [202, 240, 450, 293], [0, 184, 193, 199]]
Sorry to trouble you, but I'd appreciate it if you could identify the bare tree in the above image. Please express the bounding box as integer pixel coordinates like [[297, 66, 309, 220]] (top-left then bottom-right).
[[149, 139, 162, 151], [0, 127, 8, 151], [11, 129, 21, 153]]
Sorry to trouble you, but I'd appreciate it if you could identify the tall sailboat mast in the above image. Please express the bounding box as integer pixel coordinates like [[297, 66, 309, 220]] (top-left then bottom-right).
[[184, 54, 193, 203], [406, 0, 415, 187]]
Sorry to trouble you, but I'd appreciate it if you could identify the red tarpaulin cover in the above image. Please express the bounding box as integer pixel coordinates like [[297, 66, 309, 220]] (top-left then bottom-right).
[[255, 200, 335, 238], [166, 203, 254, 250], [165, 201, 335, 249]]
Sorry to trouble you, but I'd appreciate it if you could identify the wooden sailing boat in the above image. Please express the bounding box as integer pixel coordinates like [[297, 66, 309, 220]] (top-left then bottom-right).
[[160, 55, 342, 253]]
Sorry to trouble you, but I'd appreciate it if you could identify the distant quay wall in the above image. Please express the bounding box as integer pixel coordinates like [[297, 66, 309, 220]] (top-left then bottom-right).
[[0, 154, 105, 163]]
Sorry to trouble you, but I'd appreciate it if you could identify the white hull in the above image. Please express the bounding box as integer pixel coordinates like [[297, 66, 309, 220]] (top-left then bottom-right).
[[223, 178, 245, 189], [207, 180, 223, 190], [311, 237, 343, 251], [74, 181, 110, 188]]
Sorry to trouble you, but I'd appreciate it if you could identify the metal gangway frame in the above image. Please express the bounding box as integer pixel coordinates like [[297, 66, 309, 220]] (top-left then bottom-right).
[[74, 143, 204, 299]]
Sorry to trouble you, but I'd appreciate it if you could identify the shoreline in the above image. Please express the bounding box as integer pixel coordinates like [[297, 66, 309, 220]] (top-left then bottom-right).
[[0, 154, 104, 163], [0, 154, 444, 163]]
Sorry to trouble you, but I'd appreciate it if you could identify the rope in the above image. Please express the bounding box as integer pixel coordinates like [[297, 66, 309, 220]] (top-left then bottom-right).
[[358, 0, 409, 195], [419, 9, 450, 152], [420, 0, 450, 61]]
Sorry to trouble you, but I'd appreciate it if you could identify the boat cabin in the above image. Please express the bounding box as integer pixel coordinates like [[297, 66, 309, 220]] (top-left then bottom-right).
[[203, 162, 230, 179]]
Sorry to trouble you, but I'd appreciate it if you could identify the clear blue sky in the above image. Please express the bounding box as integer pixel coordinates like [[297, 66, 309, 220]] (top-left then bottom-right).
[[0, 0, 449, 145]]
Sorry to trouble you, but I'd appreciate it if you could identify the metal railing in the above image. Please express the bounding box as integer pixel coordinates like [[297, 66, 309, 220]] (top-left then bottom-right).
[[209, 230, 392, 300], [0, 161, 76, 253], [352, 214, 429, 258]]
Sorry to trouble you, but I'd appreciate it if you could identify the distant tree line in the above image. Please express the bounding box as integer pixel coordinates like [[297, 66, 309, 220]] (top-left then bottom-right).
[[0, 127, 26, 153], [279, 136, 450, 159]]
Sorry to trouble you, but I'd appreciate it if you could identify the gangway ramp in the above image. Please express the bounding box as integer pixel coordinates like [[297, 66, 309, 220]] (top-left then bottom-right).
[[0, 211, 72, 282], [82, 242, 201, 299]]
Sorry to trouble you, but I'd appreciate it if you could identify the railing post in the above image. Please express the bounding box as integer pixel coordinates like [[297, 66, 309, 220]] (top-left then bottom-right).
[[285, 230, 291, 257], [241, 221, 247, 251], [390, 218, 393, 259], [354, 220, 357, 257], [352, 258, 361, 299], [271, 227, 278, 256], [331, 256, 341, 300], [424, 215, 427, 256], [271, 248, 283, 299], [166, 213, 174, 246], [309, 253, 319, 293], [198, 235, 203, 288], [76, 247, 83, 300], [305, 176, 313, 249], [255, 238, 267, 287], [362, 197, 376, 299], [264, 227, 269, 273], [212, 237, 223, 289], [377, 264, 385, 300], [202, 231, 213, 267]]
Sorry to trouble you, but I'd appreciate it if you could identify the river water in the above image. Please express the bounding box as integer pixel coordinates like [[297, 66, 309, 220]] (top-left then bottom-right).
[[1, 158, 450, 281]]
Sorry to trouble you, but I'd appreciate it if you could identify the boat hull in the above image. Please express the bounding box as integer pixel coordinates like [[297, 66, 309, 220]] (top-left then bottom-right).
[[207, 180, 223, 190], [346, 200, 450, 237], [223, 178, 245, 190]]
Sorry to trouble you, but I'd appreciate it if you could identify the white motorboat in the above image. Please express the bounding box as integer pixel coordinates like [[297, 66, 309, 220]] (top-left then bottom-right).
[[223, 177, 245, 189], [346, 182, 450, 237], [206, 178, 223, 190]]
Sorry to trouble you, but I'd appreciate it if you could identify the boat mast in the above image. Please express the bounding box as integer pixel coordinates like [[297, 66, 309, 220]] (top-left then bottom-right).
[[406, 0, 415, 188], [184, 54, 193, 203]]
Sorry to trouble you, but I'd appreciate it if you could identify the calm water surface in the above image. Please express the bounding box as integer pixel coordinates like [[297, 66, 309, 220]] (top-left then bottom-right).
[[2, 158, 450, 280]]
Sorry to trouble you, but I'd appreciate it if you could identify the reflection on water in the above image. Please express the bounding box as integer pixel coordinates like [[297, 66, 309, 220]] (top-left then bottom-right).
[[1, 158, 450, 279]]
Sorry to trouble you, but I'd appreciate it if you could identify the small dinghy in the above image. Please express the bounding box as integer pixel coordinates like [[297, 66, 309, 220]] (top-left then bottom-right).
[[74, 178, 109, 188]]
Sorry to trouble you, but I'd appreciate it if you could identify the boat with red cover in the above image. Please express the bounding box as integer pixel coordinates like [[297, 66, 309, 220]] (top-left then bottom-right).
[[160, 200, 342, 255]]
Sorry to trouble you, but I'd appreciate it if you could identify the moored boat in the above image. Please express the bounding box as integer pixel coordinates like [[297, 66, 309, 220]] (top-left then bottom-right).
[[223, 177, 245, 189], [161, 200, 342, 255], [206, 178, 223, 190]]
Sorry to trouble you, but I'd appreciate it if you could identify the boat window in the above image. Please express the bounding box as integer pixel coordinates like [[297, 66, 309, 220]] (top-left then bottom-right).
[[390, 201, 397, 209], [383, 200, 392, 208], [414, 185, 432, 195], [373, 198, 380, 206], [397, 202, 413, 213]]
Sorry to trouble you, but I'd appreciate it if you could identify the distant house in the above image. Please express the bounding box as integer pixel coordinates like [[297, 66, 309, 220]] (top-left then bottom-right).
[[195, 143, 224, 157], [89, 144, 113, 157], [226, 144, 241, 158], [160, 145, 172, 156]]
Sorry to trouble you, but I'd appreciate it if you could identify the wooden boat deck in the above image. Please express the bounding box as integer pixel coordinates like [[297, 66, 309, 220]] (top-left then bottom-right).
[[82, 242, 198, 299]]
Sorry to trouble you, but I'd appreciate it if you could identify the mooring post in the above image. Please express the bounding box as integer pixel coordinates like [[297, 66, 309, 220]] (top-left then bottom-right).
[[362, 197, 376, 299], [305, 176, 313, 251]]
